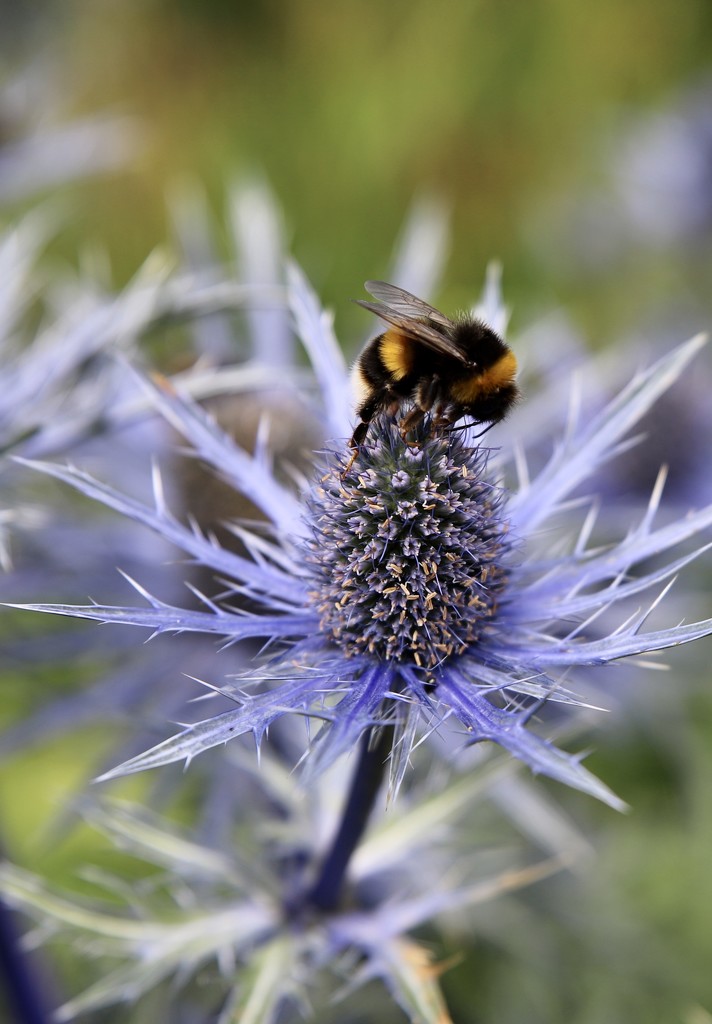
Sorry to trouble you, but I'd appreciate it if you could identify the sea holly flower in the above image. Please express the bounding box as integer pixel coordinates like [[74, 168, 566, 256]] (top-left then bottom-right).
[[0, 190, 449, 789], [4, 240, 712, 1024], [9, 264, 712, 813]]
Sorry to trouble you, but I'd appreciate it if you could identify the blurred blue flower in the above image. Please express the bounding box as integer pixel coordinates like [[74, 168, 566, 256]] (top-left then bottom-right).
[[0, 741, 579, 1023], [0, 62, 145, 204], [10, 263, 712, 810], [611, 76, 712, 248]]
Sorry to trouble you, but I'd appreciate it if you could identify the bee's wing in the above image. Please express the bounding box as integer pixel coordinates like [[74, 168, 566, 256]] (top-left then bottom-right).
[[364, 280, 454, 330], [355, 281, 469, 364], [354, 300, 469, 363]]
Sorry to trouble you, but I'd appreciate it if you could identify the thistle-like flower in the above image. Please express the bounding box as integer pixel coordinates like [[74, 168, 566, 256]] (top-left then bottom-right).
[[306, 425, 509, 668], [3, 187, 712, 1023], [11, 264, 712, 813]]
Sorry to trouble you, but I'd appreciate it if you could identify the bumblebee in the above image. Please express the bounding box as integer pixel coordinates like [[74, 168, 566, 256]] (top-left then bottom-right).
[[348, 280, 519, 459]]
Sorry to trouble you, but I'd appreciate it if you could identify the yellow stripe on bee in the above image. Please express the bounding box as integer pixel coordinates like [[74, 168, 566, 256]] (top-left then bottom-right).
[[380, 329, 415, 380], [451, 351, 517, 402]]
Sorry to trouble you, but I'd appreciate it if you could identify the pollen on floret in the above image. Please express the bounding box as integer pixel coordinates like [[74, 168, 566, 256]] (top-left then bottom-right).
[[304, 417, 512, 671]]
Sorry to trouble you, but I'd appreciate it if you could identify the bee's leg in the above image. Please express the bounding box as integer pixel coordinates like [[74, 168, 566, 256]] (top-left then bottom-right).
[[343, 391, 397, 477], [341, 450, 359, 478], [347, 418, 371, 451], [431, 409, 448, 431], [428, 397, 463, 434], [342, 419, 370, 477], [399, 377, 440, 443], [398, 404, 426, 442]]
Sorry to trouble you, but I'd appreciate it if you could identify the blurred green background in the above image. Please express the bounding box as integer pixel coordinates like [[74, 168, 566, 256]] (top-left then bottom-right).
[[2, 1, 712, 1021], [5, 0, 712, 333]]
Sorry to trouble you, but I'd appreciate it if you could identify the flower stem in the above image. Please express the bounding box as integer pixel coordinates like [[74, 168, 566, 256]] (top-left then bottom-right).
[[307, 727, 391, 912], [0, 896, 54, 1024]]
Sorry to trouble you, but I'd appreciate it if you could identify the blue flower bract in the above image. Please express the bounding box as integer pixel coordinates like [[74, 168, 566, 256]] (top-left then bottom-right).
[[9, 265, 712, 811]]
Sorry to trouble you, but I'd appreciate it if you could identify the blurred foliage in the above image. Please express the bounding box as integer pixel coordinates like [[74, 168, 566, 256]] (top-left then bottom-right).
[[4, 0, 712, 334], [1, 1, 711, 1021]]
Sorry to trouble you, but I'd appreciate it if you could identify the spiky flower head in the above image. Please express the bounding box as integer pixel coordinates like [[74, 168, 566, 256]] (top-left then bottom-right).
[[3, 187, 712, 1024], [7, 262, 712, 811], [307, 420, 509, 668]]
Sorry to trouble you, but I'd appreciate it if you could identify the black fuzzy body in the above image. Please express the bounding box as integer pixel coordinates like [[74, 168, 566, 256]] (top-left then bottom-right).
[[350, 318, 519, 449]]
